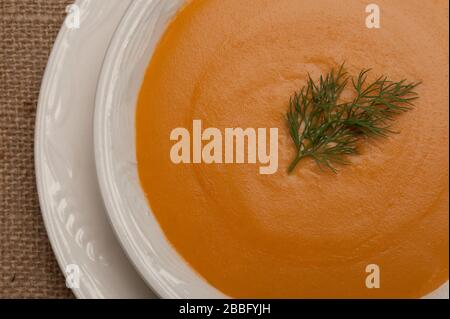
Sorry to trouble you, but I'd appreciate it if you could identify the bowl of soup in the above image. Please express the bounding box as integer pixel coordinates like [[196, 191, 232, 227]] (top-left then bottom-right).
[[94, 0, 449, 298]]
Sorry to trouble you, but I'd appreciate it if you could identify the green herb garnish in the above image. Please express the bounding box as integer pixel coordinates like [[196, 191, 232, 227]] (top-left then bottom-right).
[[286, 64, 420, 173]]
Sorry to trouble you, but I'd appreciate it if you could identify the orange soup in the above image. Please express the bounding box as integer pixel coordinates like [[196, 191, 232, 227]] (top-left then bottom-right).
[[136, 0, 449, 298]]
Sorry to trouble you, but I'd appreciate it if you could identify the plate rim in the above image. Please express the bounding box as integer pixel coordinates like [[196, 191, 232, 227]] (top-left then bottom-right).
[[34, 0, 153, 299], [35, 0, 86, 298]]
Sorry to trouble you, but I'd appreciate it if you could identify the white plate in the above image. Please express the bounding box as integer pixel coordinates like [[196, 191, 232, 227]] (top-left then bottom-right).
[[94, 0, 225, 299], [94, 0, 448, 299], [35, 0, 156, 299]]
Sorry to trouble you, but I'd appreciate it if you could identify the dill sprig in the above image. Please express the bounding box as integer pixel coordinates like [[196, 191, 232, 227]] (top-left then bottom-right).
[[287, 64, 420, 173]]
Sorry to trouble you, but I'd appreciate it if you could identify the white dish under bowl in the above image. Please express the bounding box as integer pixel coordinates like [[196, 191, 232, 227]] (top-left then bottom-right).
[[35, 0, 155, 298], [94, 0, 448, 299]]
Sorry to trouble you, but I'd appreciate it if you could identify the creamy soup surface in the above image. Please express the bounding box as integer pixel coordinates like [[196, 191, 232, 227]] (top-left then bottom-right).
[[136, 0, 449, 298]]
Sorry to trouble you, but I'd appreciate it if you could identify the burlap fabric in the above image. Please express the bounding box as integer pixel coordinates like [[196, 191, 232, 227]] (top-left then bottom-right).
[[0, 0, 74, 298]]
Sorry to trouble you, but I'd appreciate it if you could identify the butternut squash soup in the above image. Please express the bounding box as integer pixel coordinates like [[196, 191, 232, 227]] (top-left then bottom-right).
[[136, 0, 449, 298]]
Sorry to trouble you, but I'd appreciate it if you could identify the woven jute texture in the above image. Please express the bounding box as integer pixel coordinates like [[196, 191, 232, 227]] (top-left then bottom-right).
[[0, 0, 74, 298]]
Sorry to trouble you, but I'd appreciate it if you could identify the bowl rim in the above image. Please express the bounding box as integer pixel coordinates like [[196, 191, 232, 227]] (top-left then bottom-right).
[[93, 0, 226, 299]]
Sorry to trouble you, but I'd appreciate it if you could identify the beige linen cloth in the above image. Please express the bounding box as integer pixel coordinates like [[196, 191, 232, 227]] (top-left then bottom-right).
[[1, 0, 74, 298]]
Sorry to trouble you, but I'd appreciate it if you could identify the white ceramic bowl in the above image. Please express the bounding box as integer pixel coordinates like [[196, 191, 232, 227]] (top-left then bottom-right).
[[94, 0, 448, 299], [94, 0, 226, 298]]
